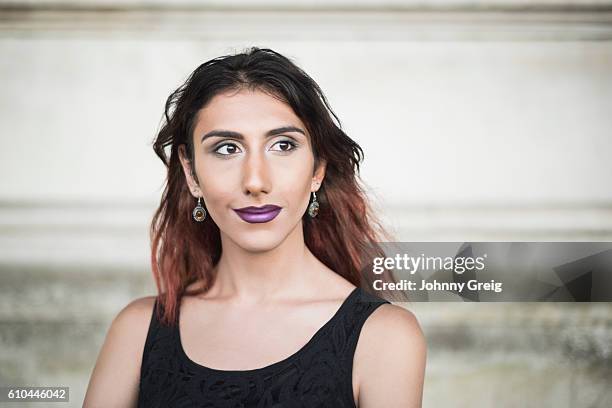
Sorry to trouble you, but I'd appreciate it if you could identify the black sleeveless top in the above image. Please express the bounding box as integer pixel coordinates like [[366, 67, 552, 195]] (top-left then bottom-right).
[[137, 287, 390, 408]]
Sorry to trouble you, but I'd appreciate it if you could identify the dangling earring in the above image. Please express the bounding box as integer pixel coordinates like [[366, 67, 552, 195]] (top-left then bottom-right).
[[192, 197, 207, 222], [308, 191, 319, 218]]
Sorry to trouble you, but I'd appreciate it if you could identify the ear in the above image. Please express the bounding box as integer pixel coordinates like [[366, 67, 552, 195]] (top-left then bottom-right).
[[312, 159, 327, 192], [178, 144, 200, 197]]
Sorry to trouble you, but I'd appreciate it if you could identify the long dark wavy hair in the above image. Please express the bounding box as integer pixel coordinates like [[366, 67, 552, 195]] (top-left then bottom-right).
[[150, 47, 401, 326]]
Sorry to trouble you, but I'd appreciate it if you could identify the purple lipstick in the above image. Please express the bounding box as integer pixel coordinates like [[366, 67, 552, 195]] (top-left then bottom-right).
[[233, 204, 282, 224]]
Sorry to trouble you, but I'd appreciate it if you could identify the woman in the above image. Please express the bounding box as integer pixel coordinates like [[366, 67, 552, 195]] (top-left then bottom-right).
[[84, 47, 426, 407]]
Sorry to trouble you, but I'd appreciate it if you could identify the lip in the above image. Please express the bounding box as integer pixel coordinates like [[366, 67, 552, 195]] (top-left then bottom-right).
[[233, 205, 282, 224], [235, 205, 282, 214]]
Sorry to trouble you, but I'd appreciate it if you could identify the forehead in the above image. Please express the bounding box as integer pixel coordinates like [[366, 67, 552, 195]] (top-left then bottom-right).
[[193, 89, 307, 136]]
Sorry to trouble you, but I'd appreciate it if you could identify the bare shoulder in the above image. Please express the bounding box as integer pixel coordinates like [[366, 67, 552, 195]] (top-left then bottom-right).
[[363, 303, 425, 343], [83, 295, 157, 408], [105, 295, 158, 346], [103, 295, 158, 362], [115, 295, 157, 327], [354, 303, 427, 408], [357, 303, 427, 362]]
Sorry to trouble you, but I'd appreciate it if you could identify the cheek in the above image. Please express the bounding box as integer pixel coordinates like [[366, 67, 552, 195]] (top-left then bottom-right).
[[204, 180, 233, 203], [272, 150, 314, 182], [196, 164, 235, 204], [273, 163, 312, 206]]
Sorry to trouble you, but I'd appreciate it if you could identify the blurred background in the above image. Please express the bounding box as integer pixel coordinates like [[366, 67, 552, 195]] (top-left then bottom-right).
[[1, 0, 611, 406]]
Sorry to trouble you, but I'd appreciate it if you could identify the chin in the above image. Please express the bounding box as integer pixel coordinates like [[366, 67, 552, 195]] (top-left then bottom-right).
[[231, 230, 286, 253]]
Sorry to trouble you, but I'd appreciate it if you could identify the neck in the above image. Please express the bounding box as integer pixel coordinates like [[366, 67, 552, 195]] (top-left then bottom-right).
[[211, 220, 316, 302]]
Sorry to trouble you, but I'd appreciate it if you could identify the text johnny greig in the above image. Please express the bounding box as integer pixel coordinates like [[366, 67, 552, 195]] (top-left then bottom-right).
[[371, 253, 504, 293]]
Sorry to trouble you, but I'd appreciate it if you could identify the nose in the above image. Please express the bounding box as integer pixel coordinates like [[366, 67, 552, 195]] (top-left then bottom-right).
[[242, 150, 271, 197]]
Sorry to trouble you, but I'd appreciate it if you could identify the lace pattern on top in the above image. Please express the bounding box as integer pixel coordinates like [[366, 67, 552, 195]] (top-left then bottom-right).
[[137, 287, 390, 408]]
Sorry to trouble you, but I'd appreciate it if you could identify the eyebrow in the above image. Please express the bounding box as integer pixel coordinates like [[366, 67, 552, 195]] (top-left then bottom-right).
[[200, 125, 306, 143]]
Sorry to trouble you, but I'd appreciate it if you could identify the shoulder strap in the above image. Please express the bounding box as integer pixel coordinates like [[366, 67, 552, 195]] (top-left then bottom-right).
[[140, 297, 162, 372], [343, 288, 391, 362]]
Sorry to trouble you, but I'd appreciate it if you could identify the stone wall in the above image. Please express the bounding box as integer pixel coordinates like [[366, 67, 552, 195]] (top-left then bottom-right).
[[1, 1, 611, 406]]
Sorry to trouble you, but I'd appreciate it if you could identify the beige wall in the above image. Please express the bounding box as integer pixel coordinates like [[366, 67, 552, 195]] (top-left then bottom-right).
[[1, 1, 611, 407]]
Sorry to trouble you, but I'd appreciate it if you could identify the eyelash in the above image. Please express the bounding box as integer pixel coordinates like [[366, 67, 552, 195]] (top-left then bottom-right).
[[213, 139, 298, 156]]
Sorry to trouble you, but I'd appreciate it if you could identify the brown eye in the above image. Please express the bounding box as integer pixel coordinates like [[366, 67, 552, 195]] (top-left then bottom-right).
[[215, 143, 241, 156], [270, 140, 297, 152]]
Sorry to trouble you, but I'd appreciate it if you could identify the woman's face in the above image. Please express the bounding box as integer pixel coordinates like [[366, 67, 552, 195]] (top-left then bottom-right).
[[179, 88, 326, 253]]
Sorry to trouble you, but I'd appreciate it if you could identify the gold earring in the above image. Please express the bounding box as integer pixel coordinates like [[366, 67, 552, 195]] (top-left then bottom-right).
[[192, 197, 207, 222]]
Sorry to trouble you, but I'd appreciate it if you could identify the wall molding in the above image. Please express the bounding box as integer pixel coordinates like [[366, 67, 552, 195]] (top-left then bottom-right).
[[2, 1, 612, 12], [1, 3, 611, 41], [1, 200, 611, 268]]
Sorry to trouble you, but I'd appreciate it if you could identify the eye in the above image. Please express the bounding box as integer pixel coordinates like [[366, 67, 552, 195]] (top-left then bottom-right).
[[270, 140, 297, 152], [214, 143, 241, 156]]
